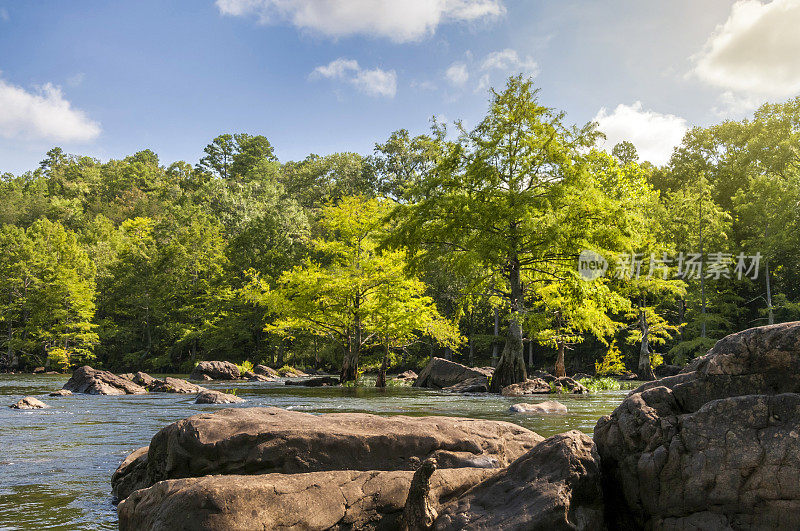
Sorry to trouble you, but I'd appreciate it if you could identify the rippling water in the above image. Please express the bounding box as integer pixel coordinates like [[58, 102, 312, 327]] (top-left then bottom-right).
[[0, 373, 630, 530]]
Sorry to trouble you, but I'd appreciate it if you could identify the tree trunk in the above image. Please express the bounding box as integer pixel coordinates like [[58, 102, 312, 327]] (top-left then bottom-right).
[[341, 316, 361, 384], [637, 309, 655, 380], [489, 260, 527, 392], [765, 259, 774, 325], [554, 339, 566, 377], [491, 307, 499, 365], [376, 343, 389, 388], [401, 458, 438, 531], [527, 339, 533, 367]]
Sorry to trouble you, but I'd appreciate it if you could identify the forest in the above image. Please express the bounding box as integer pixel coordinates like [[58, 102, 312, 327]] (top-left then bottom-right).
[[1, 76, 799, 385]]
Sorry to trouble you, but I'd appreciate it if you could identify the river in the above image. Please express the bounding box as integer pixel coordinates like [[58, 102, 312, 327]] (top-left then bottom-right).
[[0, 373, 631, 530]]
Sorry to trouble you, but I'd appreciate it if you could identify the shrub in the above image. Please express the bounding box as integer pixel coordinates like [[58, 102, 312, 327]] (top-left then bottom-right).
[[595, 341, 626, 376]]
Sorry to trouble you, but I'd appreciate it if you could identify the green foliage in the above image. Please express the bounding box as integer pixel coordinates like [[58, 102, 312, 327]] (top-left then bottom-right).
[[595, 341, 626, 376], [237, 360, 254, 376], [577, 377, 622, 391]]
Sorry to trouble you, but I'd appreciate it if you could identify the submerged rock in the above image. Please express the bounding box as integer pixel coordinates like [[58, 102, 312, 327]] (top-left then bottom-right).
[[434, 431, 605, 530], [509, 400, 567, 414], [595, 321, 800, 529], [284, 376, 339, 387], [63, 366, 147, 395], [118, 467, 496, 531], [194, 389, 243, 405], [501, 378, 551, 396], [10, 396, 48, 409], [189, 361, 240, 381], [413, 357, 493, 389], [113, 407, 543, 500]]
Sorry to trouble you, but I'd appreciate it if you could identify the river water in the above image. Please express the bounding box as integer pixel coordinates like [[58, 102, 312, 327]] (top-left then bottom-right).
[[0, 373, 631, 530]]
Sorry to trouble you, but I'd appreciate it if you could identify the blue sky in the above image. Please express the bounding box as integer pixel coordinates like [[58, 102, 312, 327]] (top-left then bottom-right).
[[2, 0, 799, 174]]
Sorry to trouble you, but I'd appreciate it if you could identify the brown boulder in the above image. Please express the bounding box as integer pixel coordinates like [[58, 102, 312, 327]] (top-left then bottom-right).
[[509, 400, 567, 414], [148, 377, 204, 394], [395, 370, 418, 381], [595, 322, 800, 529], [434, 431, 605, 530], [33, 366, 46, 374], [501, 378, 551, 396], [189, 360, 240, 381], [552, 376, 589, 394], [118, 467, 495, 531], [443, 377, 489, 393], [253, 364, 279, 378], [247, 373, 275, 382], [114, 407, 543, 500], [413, 357, 493, 389], [63, 366, 147, 395], [49, 389, 72, 397], [10, 396, 48, 409], [112, 446, 150, 502], [132, 371, 156, 387], [194, 389, 244, 404]]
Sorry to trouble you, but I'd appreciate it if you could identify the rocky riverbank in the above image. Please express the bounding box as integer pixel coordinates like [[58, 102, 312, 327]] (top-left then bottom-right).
[[110, 321, 800, 530]]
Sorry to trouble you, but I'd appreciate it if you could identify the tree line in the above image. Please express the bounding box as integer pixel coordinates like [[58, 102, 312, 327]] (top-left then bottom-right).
[[1, 76, 798, 386]]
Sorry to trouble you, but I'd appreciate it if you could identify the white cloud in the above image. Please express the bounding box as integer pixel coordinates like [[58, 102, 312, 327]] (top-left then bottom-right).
[[593, 102, 688, 166], [693, 0, 800, 105], [445, 62, 469, 86], [0, 78, 100, 143], [311, 58, 397, 98], [480, 48, 538, 74], [475, 73, 490, 93], [216, 0, 504, 42]]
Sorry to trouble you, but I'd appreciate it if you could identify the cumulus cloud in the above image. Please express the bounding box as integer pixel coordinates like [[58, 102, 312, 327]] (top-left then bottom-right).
[[0, 78, 100, 142], [593, 102, 688, 166], [445, 62, 469, 86], [216, 0, 505, 42], [480, 48, 537, 74], [693, 0, 800, 105], [311, 58, 397, 98]]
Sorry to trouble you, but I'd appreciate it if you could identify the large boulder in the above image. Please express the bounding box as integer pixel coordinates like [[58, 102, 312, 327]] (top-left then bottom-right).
[[112, 447, 149, 502], [148, 377, 204, 394], [413, 357, 493, 389], [654, 363, 682, 378], [434, 431, 605, 530], [63, 366, 147, 395], [443, 377, 489, 393], [113, 407, 542, 500], [132, 371, 156, 387], [501, 378, 551, 396], [118, 467, 496, 531], [594, 322, 800, 529], [10, 396, 48, 409], [189, 360, 240, 381], [194, 389, 244, 404]]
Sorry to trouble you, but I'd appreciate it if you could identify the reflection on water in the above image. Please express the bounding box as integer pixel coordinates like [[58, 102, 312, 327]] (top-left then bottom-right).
[[0, 373, 630, 529]]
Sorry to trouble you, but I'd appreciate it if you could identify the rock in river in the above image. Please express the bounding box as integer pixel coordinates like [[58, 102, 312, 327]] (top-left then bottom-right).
[[189, 360, 241, 381], [112, 406, 543, 500], [443, 377, 489, 393], [63, 366, 147, 395], [10, 396, 48, 409], [118, 467, 496, 531], [501, 378, 551, 396], [509, 400, 567, 414], [434, 430, 605, 530], [413, 357, 493, 389], [148, 377, 204, 394], [194, 389, 244, 405], [48, 389, 72, 397], [595, 321, 800, 529], [253, 364, 279, 378], [284, 376, 339, 387]]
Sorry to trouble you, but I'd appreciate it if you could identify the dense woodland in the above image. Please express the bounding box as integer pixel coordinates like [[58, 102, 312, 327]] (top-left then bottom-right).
[[1, 76, 799, 384]]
